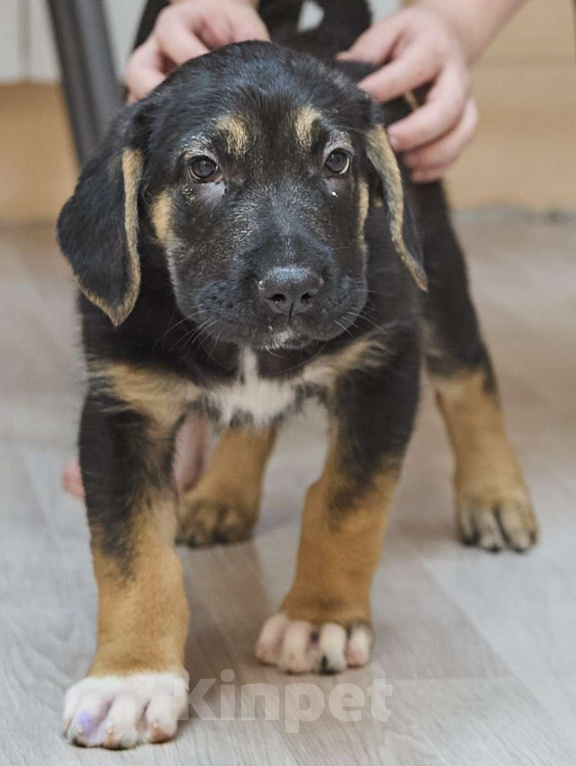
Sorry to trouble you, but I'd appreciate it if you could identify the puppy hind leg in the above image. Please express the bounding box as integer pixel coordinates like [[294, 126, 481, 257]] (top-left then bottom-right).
[[419, 182, 538, 552]]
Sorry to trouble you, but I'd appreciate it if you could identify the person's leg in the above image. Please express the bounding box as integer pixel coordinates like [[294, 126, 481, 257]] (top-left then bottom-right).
[[173, 415, 208, 492], [62, 459, 85, 499]]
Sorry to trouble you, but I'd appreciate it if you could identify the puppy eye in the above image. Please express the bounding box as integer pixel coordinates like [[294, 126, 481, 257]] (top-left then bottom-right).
[[189, 156, 222, 183], [324, 149, 350, 176]]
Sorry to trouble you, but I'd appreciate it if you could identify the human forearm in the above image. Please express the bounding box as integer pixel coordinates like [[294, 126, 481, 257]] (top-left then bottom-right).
[[420, 0, 527, 62]]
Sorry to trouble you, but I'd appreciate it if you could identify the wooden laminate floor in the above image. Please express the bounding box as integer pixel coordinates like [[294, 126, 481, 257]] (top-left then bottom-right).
[[1, 213, 575, 765]]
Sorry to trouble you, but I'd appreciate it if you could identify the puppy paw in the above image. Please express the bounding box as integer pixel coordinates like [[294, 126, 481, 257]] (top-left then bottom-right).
[[177, 495, 257, 547], [63, 672, 188, 749], [457, 485, 538, 553], [256, 614, 372, 674]]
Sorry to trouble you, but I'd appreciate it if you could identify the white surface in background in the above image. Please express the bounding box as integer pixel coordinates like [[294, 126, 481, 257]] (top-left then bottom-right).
[[25, 0, 147, 82], [1, 0, 398, 83], [0, 0, 21, 81]]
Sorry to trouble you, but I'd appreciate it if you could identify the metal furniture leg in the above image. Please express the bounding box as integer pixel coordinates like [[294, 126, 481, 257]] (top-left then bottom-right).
[[46, 0, 121, 165]]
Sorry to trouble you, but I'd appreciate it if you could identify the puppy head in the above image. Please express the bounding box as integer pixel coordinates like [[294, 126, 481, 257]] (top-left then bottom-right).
[[58, 42, 424, 349]]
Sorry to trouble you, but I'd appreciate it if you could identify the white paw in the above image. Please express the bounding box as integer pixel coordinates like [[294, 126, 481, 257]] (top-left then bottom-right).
[[458, 490, 538, 553], [63, 672, 188, 749], [256, 614, 372, 674]]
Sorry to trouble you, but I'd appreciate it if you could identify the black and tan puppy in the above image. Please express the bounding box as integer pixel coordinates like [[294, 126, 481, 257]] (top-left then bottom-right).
[[57, 9, 538, 749]]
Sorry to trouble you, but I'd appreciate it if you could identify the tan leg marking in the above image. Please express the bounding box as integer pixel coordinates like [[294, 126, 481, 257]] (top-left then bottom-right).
[[257, 423, 399, 674], [64, 492, 190, 749], [177, 425, 276, 546], [433, 370, 538, 552], [90, 497, 188, 677]]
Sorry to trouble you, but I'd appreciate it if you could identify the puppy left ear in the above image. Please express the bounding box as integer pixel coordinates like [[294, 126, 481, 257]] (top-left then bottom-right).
[[366, 122, 427, 291], [57, 106, 149, 326]]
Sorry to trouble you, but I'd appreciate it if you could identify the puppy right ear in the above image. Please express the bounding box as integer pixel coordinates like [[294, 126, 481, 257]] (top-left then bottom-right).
[[57, 105, 150, 326]]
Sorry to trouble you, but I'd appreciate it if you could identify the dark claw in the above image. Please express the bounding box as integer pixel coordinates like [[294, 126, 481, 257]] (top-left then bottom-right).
[[320, 655, 338, 675]]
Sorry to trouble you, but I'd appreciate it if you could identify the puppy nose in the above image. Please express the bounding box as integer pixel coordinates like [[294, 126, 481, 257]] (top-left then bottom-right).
[[258, 267, 324, 316]]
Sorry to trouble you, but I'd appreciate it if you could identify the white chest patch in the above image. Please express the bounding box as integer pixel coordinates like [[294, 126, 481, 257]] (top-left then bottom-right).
[[206, 350, 298, 426]]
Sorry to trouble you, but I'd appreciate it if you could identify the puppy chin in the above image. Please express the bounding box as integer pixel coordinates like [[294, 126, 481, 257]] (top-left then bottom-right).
[[257, 329, 304, 351], [255, 307, 365, 349]]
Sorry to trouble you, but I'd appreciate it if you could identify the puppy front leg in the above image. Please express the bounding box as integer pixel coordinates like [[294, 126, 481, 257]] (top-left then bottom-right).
[[257, 341, 420, 674], [64, 392, 189, 749], [178, 425, 277, 546]]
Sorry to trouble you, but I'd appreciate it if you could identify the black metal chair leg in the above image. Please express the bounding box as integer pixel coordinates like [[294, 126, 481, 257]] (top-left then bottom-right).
[[46, 0, 122, 166]]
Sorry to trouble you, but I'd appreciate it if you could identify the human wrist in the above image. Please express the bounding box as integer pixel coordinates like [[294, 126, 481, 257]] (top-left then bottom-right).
[[418, 0, 526, 63]]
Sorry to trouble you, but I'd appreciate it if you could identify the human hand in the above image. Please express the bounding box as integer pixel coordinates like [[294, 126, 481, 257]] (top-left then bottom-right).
[[340, 6, 478, 182], [125, 0, 269, 102]]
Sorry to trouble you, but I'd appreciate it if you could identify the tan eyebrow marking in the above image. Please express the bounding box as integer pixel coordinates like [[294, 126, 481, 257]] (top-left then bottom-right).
[[294, 105, 322, 148], [216, 112, 251, 157], [150, 190, 173, 244]]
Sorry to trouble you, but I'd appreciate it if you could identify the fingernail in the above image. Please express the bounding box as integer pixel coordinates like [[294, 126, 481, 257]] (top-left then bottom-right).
[[336, 51, 350, 59], [388, 132, 399, 150]]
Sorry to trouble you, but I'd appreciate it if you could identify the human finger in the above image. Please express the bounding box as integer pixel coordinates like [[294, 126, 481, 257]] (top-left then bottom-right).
[[403, 97, 478, 172], [387, 63, 469, 151]]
